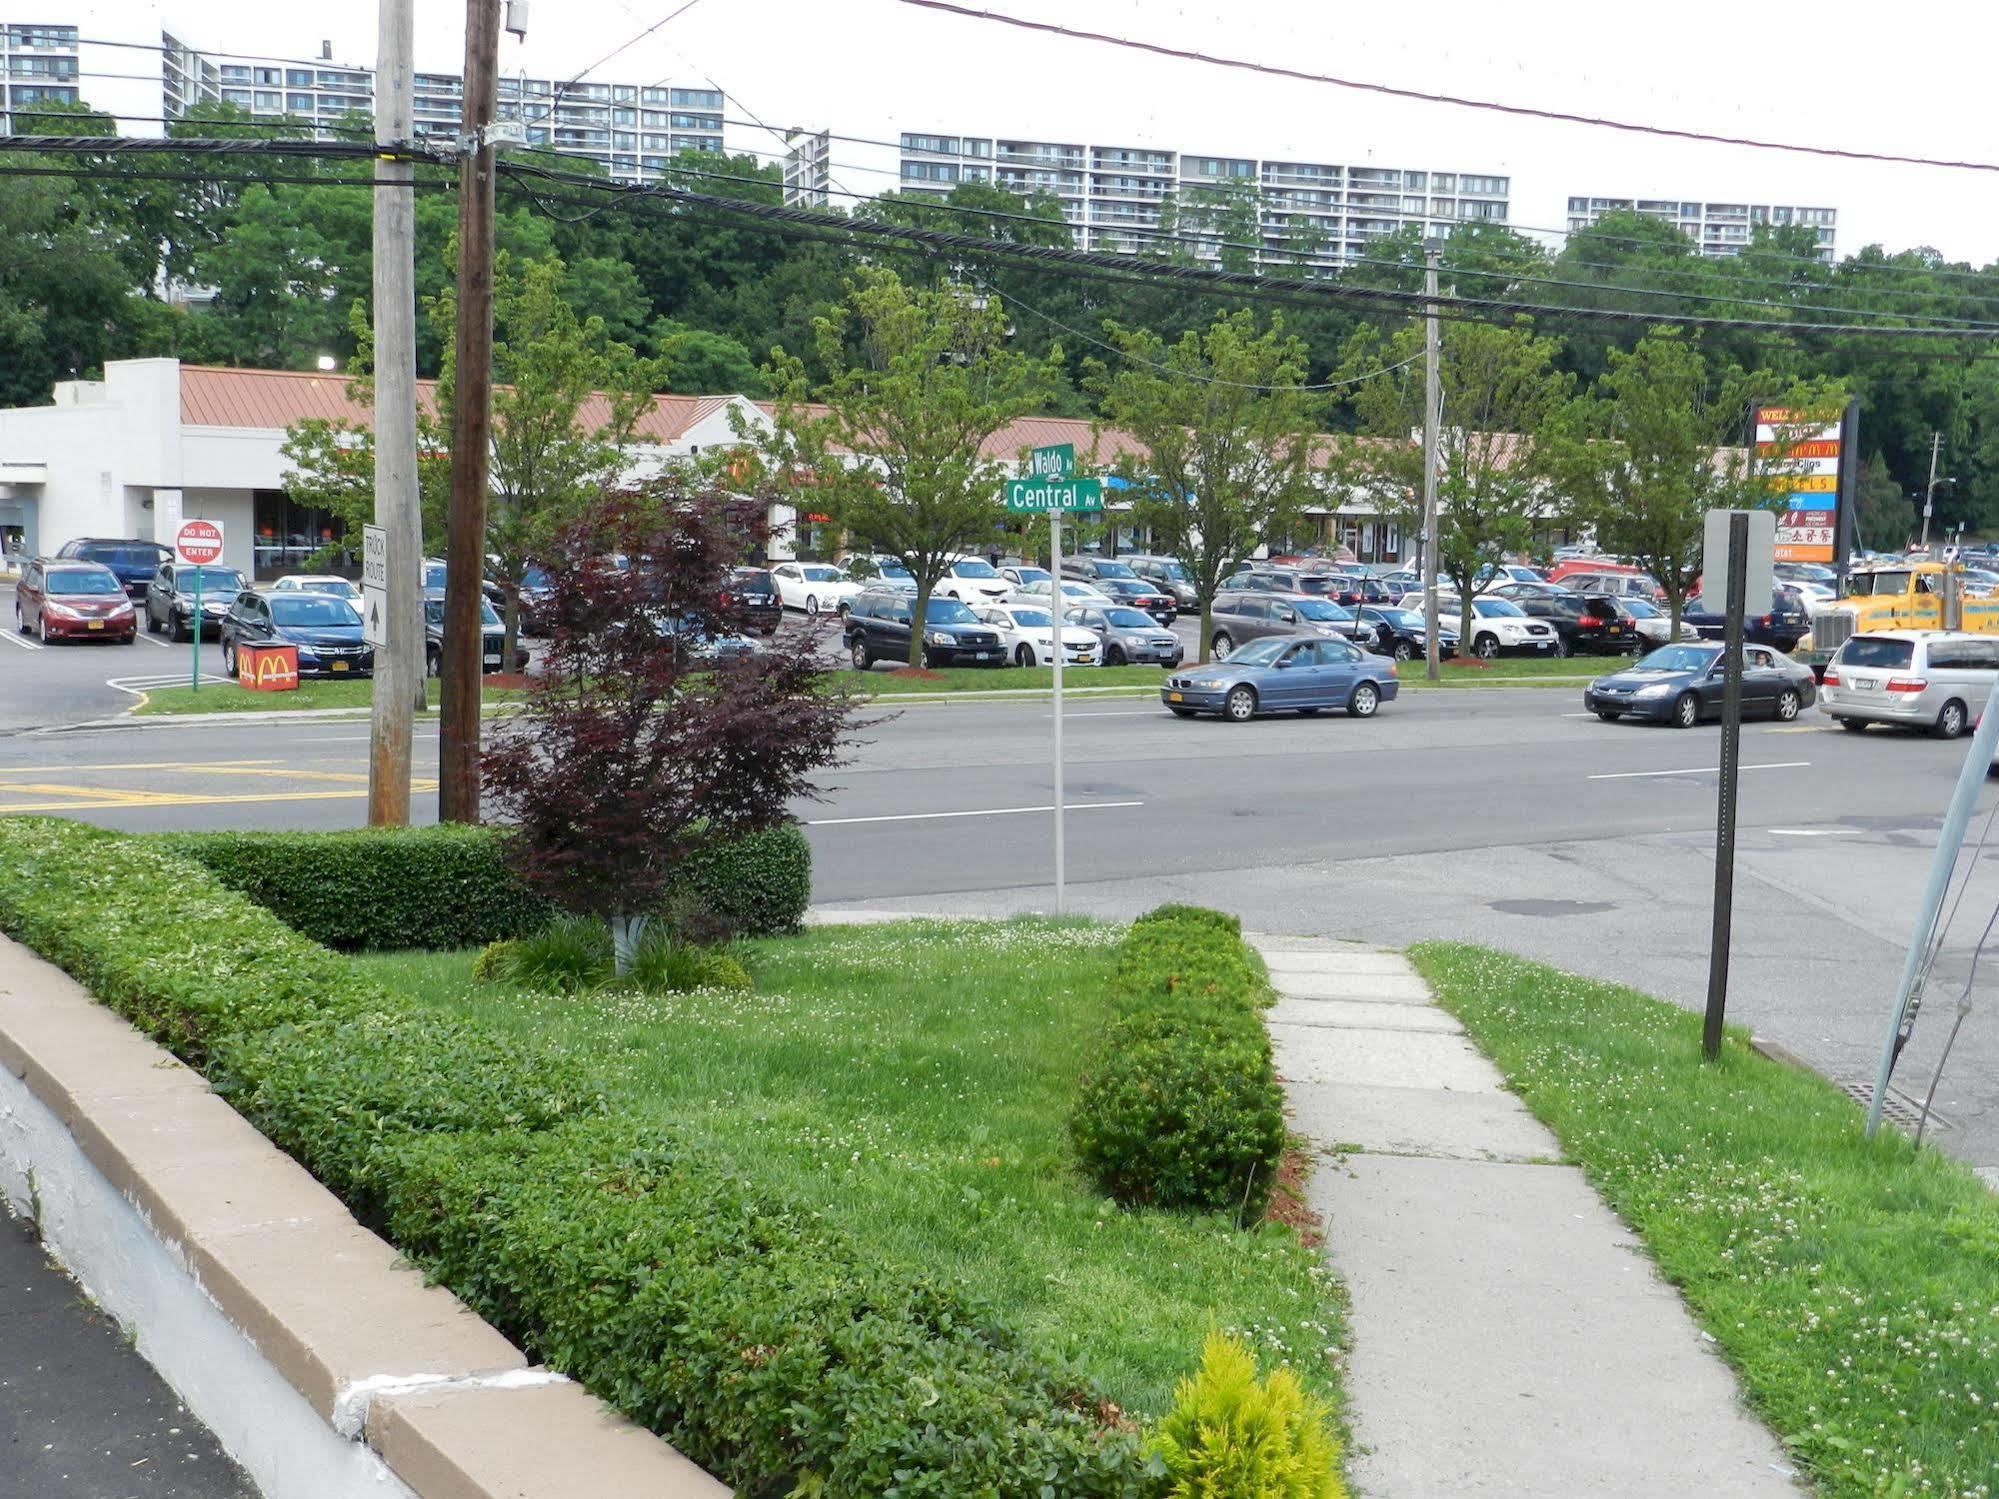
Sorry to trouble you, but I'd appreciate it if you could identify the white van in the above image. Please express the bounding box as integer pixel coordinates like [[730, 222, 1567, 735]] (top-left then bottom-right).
[[1821, 631, 1999, 738]]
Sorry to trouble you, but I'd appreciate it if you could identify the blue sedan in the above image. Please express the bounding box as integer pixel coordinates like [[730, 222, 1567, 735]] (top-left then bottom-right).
[[1162, 636, 1399, 722]]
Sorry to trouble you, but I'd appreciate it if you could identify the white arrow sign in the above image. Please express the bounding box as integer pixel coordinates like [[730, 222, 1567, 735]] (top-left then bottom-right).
[[362, 584, 389, 648]]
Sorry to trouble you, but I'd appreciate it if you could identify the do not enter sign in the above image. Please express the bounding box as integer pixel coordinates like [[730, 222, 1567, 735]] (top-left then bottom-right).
[[175, 518, 225, 566]]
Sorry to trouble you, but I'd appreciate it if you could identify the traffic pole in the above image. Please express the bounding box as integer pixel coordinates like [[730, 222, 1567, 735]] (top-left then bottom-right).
[[1421, 239, 1442, 680], [1051, 506, 1065, 914], [1702, 512, 1749, 1060], [190, 569, 201, 692]]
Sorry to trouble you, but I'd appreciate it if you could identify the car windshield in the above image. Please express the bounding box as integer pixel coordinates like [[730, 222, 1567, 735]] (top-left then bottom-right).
[[1377, 609, 1424, 628], [1104, 607, 1155, 629], [81, 544, 168, 569], [800, 565, 846, 582], [293, 578, 359, 597], [949, 559, 996, 578], [1291, 575, 1336, 595], [271, 595, 361, 627], [1838, 637, 1916, 670], [1092, 561, 1137, 579], [1146, 561, 1187, 581], [1472, 598, 1525, 618], [1620, 598, 1659, 618], [1009, 607, 1053, 628], [1292, 598, 1354, 622], [1011, 567, 1050, 584], [875, 560, 912, 579], [733, 570, 773, 590], [179, 568, 242, 592], [1632, 645, 1716, 673], [1847, 570, 1913, 597], [1227, 638, 1291, 666], [924, 599, 977, 624], [47, 569, 122, 596]]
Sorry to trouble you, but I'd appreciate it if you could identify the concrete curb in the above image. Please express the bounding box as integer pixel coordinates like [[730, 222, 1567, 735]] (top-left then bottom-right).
[[0, 934, 728, 1499]]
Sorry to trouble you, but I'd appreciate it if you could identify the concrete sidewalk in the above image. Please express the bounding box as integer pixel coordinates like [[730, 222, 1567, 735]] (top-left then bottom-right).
[[1254, 936, 1803, 1498]]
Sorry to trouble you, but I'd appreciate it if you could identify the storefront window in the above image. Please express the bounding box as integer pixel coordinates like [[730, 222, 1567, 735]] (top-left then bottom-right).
[[254, 489, 345, 578]]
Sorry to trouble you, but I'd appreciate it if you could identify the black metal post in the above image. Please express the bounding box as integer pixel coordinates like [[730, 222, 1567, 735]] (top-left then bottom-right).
[[1703, 512, 1749, 1060]]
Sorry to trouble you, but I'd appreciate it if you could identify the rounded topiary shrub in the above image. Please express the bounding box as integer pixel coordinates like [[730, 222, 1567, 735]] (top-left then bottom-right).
[[1071, 1011, 1285, 1216], [1133, 903, 1242, 939]]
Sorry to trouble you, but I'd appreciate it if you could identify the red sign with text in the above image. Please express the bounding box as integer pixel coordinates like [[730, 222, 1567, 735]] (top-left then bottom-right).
[[175, 518, 225, 566]]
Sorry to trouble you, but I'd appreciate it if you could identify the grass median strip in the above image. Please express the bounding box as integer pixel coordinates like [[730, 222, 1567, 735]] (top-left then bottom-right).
[[133, 680, 525, 716], [1410, 943, 1999, 1499]]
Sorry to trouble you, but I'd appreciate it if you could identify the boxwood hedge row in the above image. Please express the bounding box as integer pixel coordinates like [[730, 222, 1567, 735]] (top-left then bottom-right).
[[1071, 905, 1284, 1217], [154, 822, 813, 951], [0, 819, 1148, 1495]]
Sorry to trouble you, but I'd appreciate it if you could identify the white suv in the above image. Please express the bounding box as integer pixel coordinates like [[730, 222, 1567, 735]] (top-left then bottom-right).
[[971, 602, 1102, 667], [934, 556, 1014, 603], [1405, 595, 1560, 657]]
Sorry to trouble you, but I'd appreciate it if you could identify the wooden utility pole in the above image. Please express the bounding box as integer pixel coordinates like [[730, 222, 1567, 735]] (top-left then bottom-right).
[[368, 0, 422, 825], [440, 0, 500, 823], [1421, 239, 1443, 681]]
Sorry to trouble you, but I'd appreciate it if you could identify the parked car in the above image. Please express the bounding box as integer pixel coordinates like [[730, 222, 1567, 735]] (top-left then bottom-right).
[[837, 554, 918, 595], [1403, 595, 1560, 657], [1223, 566, 1341, 598], [1093, 575, 1179, 623], [12, 559, 138, 643], [144, 561, 246, 640], [1555, 567, 1666, 603], [934, 556, 1014, 604], [1064, 604, 1185, 667], [770, 561, 862, 617], [1473, 563, 1549, 591], [1000, 563, 1053, 593], [721, 566, 782, 634], [1121, 554, 1198, 608], [1774, 562, 1837, 587], [220, 590, 373, 678], [1378, 570, 1420, 594], [1682, 585, 1811, 652], [1583, 642, 1815, 727], [1357, 605, 1459, 661], [1603, 594, 1698, 648], [421, 558, 508, 611], [1488, 579, 1574, 601], [844, 589, 1006, 669], [1489, 588, 1632, 656], [269, 573, 361, 600], [1547, 557, 1653, 589], [1317, 573, 1399, 608], [651, 612, 762, 669], [54, 538, 172, 600], [1061, 556, 1142, 585], [420, 592, 527, 676], [1820, 631, 1999, 738], [970, 601, 1103, 667], [1012, 577, 1111, 609], [1207, 589, 1365, 657], [1162, 636, 1398, 722]]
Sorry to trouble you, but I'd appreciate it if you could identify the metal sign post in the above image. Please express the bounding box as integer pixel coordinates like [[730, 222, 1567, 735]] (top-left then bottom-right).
[[1050, 505, 1065, 913], [1703, 512, 1750, 1059]]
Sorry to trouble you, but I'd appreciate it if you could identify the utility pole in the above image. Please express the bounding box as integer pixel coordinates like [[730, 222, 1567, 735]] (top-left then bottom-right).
[[1920, 431, 1943, 552], [368, 0, 422, 826], [1421, 239, 1442, 682], [439, 0, 500, 824]]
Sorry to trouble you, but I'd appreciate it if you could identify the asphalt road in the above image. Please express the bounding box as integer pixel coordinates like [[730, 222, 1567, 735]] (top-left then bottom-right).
[[5, 612, 1999, 1180]]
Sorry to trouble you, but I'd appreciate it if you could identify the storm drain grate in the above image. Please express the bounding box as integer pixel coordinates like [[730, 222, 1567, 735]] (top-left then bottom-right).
[[1830, 1075, 1951, 1133]]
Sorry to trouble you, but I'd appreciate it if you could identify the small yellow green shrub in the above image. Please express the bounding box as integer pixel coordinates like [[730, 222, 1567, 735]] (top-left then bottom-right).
[[1149, 1333, 1345, 1499]]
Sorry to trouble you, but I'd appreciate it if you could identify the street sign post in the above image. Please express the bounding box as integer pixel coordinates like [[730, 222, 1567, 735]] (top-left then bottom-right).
[[1005, 465, 1102, 913], [362, 523, 389, 649], [174, 519, 224, 693], [1700, 508, 1774, 1060]]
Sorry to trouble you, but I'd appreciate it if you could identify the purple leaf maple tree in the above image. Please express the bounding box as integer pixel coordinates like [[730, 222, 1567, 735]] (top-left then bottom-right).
[[483, 473, 858, 966]]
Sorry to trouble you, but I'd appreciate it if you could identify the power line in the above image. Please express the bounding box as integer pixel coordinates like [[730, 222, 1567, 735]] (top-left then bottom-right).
[[894, 0, 1999, 174]]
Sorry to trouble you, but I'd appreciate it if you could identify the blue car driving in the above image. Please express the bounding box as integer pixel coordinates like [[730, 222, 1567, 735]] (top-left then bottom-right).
[[1162, 635, 1399, 723]]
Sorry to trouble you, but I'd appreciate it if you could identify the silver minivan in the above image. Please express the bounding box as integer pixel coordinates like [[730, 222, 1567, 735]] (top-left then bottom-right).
[[1820, 630, 1999, 737]]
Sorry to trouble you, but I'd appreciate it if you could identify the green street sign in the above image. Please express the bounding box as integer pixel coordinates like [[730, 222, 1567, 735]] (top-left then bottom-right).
[[1006, 477, 1103, 513], [1028, 443, 1075, 480]]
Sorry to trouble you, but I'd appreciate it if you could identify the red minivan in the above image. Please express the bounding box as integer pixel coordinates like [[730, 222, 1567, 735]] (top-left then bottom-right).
[[13, 559, 140, 643]]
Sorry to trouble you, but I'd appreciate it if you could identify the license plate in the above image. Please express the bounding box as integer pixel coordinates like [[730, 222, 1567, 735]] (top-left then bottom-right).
[[87, 620, 104, 630], [1168, 691, 1184, 702], [1850, 676, 1875, 691], [331, 661, 349, 672], [974, 651, 994, 659]]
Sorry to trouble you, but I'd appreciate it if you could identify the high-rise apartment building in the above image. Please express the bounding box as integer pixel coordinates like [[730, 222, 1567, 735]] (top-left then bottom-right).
[[1566, 196, 1837, 260], [0, 20, 81, 124], [156, 30, 722, 181], [898, 133, 1510, 265], [782, 128, 831, 208]]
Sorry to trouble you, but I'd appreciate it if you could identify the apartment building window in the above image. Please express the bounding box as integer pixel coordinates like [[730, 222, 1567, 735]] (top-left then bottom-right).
[[8, 57, 76, 78], [220, 87, 251, 103], [1567, 196, 1588, 212], [642, 133, 667, 151], [901, 161, 959, 183], [614, 132, 636, 150], [3, 26, 77, 49], [614, 85, 635, 101], [901, 133, 958, 154], [10, 85, 75, 105], [962, 165, 989, 182], [611, 107, 636, 124], [1458, 175, 1506, 196], [669, 113, 719, 130], [962, 138, 991, 157], [670, 134, 717, 152], [670, 88, 723, 108], [219, 64, 251, 82], [1458, 200, 1506, 220], [1431, 174, 1456, 192], [1191, 157, 1253, 177], [254, 91, 281, 110]]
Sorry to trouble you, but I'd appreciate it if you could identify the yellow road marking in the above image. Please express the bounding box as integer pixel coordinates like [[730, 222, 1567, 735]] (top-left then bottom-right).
[[0, 760, 282, 775], [0, 780, 439, 814]]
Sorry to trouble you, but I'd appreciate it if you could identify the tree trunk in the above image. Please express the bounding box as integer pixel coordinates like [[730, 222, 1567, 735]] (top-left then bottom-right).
[[909, 581, 929, 668], [502, 587, 520, 675], [1458, 598, 1476, 660], [1198, 596, 1214, 664], [610, 912, 649, 976]]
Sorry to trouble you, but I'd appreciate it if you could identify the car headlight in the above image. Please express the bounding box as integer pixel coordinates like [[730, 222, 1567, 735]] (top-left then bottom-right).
[[1634, 683, 1675, 699], [1190, 677, 1229, 690], [924, 630, 954, 646]]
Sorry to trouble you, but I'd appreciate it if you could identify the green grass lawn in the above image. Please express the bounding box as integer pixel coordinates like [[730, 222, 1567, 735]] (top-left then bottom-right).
[[851, 663, 1172, 694], [1411, 943, 1999, 1499], [135, 680, 525, 715], [355, 919, 1342, 1419]]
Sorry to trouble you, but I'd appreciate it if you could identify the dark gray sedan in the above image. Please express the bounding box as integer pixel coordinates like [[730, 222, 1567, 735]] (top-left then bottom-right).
[[1584, 642, 1816, 727], [1065, 604, 1185, 667]]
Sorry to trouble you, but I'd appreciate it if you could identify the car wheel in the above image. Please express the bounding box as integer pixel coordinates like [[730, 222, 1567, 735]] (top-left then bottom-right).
[[1106, 645, 1126, 666], [1672, 692, 1700, 729], [1168, 706, 1197, 718], [38, 614, 51, 644], [922, 649, 941, 671], [851, 641, 872, 671], [1935, 699, 1968, 738], [1015, 644, 1035, 667], [1224, 684, 1257, 723], [1837, 717, 1867, 732], [12, 603, 24, 636], [1552, 635, 1572, 659], [1473, 633, 1499, 659], [1774, 687, 1801, 722], [224, 641, 239, 678], [1391, 640, 1414, 662], [1348, 682, 1381, 718], [145, 607, 161, 635], [1211, 631, 1233, 658], [1596, 709, 1622, 723], [804, 594, 821, 618], [170, 612, 188, 643]]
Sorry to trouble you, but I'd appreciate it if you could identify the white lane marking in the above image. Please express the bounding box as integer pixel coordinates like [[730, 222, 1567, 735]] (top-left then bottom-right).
[[1769, 828, 1865, 837], [0, 629, 42, 651], [1588, 760, 1811, 781], [135, 632, 175, 649], [809, 800, 1144, 827], [105, 673, 231, 698]]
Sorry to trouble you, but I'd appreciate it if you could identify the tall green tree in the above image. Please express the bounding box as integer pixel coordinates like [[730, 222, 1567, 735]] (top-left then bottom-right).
[[1089, 311, 1324, 662], [750, 269, 1061, 666], [1341, 319, 1574, 651], [1544, 331, 1845, 633]]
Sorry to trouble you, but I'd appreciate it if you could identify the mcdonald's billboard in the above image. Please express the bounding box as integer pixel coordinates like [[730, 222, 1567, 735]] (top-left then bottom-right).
[[240, 644, 300, 693]]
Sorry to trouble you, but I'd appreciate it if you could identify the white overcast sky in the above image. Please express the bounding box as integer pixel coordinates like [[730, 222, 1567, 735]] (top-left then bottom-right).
[[72, 0, 1999, 263]]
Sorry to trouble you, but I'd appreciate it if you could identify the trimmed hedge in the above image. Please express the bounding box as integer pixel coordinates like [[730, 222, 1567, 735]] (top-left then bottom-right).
[[1072, 909, 1284, 1216], [1132, 903, 1241, 940], [155, 822, 814, 951], [0, 819, 1147, 1495]]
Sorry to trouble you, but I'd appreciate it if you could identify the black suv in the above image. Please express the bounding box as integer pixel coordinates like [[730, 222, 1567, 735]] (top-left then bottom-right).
[[723, 567, 782, 635], [421, 591, 529, 676], [57, 538, 171, 600], [844, 590, 1004, 669], [1489, 585, 1631, 656]]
